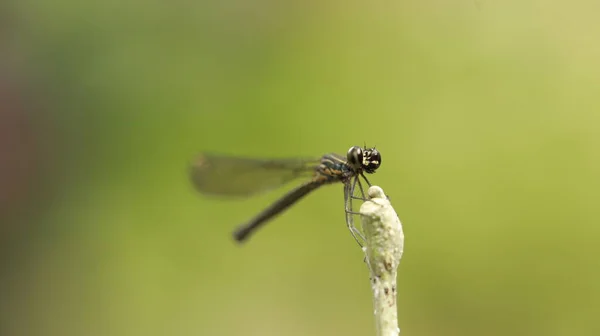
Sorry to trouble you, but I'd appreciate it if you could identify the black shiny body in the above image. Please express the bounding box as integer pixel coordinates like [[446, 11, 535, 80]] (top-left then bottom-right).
[[232, 153, 355, 241], [190, 146, 381, 243]]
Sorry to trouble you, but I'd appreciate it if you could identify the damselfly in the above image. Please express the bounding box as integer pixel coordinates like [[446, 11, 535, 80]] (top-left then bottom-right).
[[190, 146, 381, 245]]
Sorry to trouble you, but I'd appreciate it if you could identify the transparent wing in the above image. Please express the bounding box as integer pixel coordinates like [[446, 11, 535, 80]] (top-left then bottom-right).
[[190, 153, 320, 197]]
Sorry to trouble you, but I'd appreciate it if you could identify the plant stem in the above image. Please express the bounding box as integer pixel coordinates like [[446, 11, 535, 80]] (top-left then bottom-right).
[[360, 186, 404, 336]]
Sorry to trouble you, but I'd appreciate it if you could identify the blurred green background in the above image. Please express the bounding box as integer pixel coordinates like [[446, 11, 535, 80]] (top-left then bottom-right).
[[1, 1, 599, 335]]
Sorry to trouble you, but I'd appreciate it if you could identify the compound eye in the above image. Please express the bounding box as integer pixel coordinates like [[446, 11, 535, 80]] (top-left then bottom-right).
[[363, 148, 381, 173], [346, 146, 363, 169]]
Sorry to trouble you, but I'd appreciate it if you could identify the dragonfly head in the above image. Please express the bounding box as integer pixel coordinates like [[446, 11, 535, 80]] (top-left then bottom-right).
[[347, 146, 381, 174]]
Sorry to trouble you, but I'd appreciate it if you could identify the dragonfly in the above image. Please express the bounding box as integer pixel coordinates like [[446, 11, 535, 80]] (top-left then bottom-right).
[[190, 145, 382, 245]]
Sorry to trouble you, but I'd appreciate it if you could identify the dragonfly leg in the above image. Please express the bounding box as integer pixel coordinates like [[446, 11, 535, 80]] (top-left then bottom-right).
[[349, 174, 367, 201], [344, 180, 365, 247], [360, 173, 373, 187], [355, 176, 368, 201], [359, 172, 391, 201]]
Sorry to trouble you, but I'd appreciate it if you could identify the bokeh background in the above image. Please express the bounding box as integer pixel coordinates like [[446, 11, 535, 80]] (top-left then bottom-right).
[[1, 1, 599, 335]]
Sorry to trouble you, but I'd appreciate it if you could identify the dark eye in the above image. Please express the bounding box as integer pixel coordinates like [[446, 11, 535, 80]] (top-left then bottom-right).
[[346, 146, 363, 169], [363, 148, 381, 173]]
